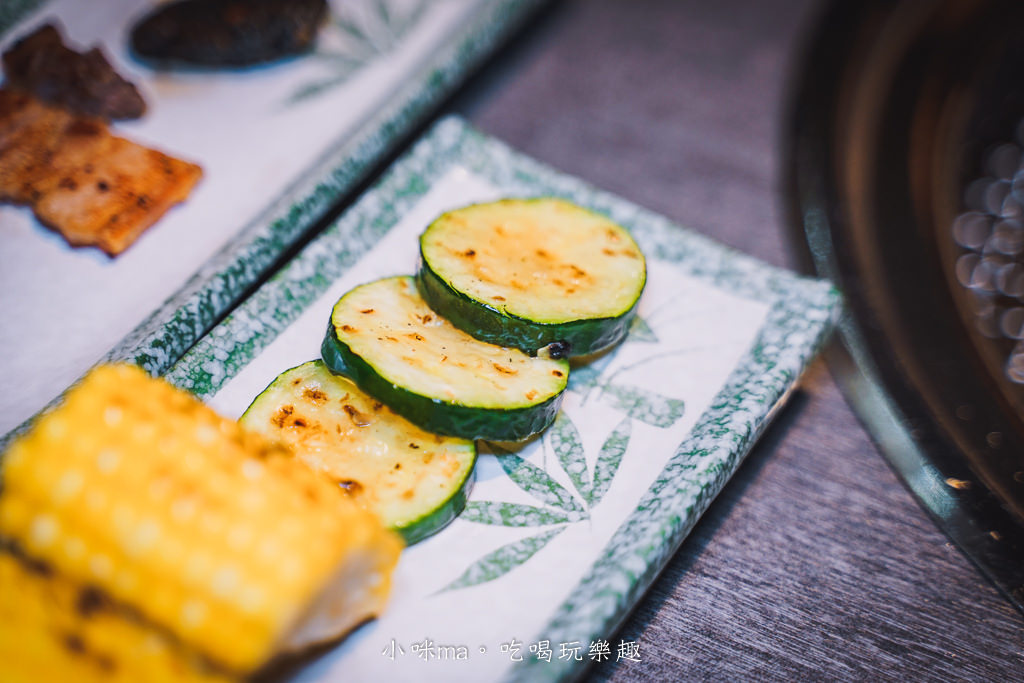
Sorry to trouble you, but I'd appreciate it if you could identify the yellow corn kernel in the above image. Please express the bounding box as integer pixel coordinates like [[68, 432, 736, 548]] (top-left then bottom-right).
[[0, 364, 402, 677], [0, 551, 232, 683]]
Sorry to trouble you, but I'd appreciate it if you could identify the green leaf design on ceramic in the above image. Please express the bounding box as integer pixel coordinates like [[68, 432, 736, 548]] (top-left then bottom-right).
[[287, 72, 359, 105], [567, 352, 615, 397], [628, 315, 658, 343], [461, 501, 575, 527], [439, 527, 566, 593], [335, 11, 374, 49], [547, 412, 593, 506], [601, 382, 685, 428], [375, 0, 392, 26], [493, 449, 586, 516], [286, 0, 427, 106], [591, 417, 631, 505]]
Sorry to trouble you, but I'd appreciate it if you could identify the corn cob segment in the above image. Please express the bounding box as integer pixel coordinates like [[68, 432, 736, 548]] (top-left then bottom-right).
[[0, 364, 402, 677], [0, 548, 232, 683]]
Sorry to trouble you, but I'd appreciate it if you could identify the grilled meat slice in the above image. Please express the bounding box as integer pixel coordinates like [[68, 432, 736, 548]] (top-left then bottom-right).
[[0, 90, 202, 256], [2, 23, 146, 120], [0, 90, 72, 203], [130, 0, 328, 68]]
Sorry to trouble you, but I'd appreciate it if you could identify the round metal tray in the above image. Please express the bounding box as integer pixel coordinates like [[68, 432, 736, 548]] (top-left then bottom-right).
[[786, 0, 1024, 612]]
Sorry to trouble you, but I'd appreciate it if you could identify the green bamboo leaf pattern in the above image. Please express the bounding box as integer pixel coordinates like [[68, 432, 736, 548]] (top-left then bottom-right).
[[375, 0, 392, 26], [592, 417, 631, 505], [334, 12, 374, 46], [567, 352, 615, 396], [601, 382, 685, 428], [285, 0, 426, 106], [439, 527, 566, 593], [286, 73, 357, 105], [547, 412, 593, 506], [628, 315, 658, 343], [492, 449, 586, 516], [461, 501, 576, 527]]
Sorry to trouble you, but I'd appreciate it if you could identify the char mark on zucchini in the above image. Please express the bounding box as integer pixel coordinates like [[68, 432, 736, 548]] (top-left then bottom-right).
[[417, 198, 646, 356], [241, 360, 477, 544], [321, 276, 569, 442]]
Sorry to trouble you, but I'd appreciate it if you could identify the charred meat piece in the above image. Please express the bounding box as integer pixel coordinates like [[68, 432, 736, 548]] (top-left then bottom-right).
[[130, 0, 328, 68], [2, 23, 146, 120], [0, 90, 202, 256]]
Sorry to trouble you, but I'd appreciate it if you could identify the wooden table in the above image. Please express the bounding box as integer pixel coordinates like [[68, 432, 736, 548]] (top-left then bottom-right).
[[448, 0, 1024, 678]]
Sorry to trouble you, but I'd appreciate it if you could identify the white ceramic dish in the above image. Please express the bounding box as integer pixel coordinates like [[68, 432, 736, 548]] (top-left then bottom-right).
[[166, 116, 839, 682], [0, 0, 543, 436]]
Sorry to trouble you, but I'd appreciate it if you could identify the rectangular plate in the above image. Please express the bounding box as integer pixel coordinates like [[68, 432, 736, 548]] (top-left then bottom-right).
[[0, 0, 542, 436], [164, 116, 839, 681]]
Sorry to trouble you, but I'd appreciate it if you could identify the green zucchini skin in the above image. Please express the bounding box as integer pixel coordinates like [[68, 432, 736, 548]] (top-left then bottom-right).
[[416, 198, 646, 356], [417, 259, 639, 357], [398, 471, 472, 545], [321, 325, 565, 442]]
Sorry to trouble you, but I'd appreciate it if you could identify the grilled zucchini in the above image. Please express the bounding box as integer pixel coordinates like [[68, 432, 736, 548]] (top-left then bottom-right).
[[321, 276, 569, 441], [240, 361, 476, 544], [417, 198, 646, 356]]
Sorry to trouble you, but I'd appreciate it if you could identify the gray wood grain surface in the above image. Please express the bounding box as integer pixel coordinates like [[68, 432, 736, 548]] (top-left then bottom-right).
[[449, 0, 1024, 679]]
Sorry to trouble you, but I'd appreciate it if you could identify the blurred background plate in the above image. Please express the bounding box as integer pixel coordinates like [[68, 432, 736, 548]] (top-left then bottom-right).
[[0, 0, 544, 439], [787, 0, 1024, 612]]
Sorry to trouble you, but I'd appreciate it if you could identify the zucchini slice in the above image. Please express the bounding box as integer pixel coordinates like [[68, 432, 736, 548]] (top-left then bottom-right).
[[240, 360, 476, 545], [321, 276, 569, 441], [417, 198, 646, 356]]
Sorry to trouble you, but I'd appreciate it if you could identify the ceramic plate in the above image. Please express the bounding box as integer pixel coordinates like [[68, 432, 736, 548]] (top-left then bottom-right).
[[0, 0, 543, 437], [162, 116, 839, 681]]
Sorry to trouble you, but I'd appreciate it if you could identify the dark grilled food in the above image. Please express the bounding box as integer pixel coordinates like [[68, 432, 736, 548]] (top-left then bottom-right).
[[130, 0, 329, 68], [2, 23, 146, 120], [0, 89, 202, 256]]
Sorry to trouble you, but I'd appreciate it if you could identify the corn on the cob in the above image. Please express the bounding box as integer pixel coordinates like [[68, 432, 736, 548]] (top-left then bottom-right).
[[0, 548, 232, 683], [0, 364, 402, 678]]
